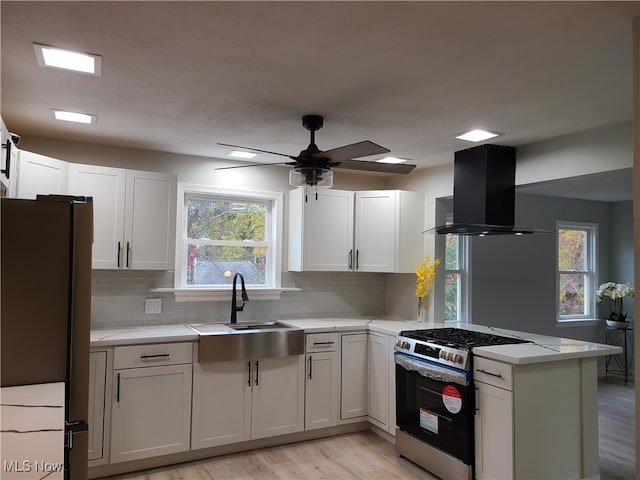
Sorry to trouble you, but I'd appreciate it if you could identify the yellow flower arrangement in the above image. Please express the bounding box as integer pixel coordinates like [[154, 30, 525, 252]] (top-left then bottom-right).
[[416, 256, 440, 316]]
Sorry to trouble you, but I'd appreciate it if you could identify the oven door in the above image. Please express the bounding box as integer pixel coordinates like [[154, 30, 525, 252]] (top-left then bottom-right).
[[395, 352, 474, 465]]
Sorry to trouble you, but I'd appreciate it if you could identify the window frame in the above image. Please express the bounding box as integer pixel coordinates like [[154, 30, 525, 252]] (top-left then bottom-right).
[[175, 184, 283, 294], [556, 221, 598, 324], [444, 215, 470, 323]]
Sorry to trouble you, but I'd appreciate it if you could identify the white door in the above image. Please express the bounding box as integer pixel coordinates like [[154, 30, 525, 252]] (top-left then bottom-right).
[[67, 164, 126, 269], [16, 150, 68, 199], [88, 351, 107, 463], [191, 360, 252, 449], [251, 356, 305, 439], [305, 351, 339, 430], [124, 170, 177, 270], [474, 381, 514, 480], [340, 334, 368, 420], [355, 191, 396, 272], [367, 333, 389, 428], [110, 364, 192, 463]]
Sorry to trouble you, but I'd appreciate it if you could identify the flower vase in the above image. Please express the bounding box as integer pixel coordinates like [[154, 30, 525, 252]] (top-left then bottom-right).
[[417, 299, 427, 323]]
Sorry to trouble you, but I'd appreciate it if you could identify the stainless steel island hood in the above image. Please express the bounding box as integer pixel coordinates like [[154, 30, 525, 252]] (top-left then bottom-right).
[[435, 144, 546, 236]]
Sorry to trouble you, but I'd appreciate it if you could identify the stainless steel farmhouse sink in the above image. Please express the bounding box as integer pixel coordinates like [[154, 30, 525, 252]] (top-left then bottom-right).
[[189, 321, 304, 363]]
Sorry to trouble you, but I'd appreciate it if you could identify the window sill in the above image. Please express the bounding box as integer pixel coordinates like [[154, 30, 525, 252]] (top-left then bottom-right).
[[555, 318, 603, 327], [150, 287, 301, 302]]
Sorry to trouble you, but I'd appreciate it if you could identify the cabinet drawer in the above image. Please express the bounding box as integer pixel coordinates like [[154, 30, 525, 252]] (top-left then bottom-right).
[[306, 333, 339, 353], [113, 342, 192, 369], [474, 356, 513, 390]]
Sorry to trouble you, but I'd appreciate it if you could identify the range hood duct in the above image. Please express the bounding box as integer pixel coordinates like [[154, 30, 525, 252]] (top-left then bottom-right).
[[435, 144, 544, 236]]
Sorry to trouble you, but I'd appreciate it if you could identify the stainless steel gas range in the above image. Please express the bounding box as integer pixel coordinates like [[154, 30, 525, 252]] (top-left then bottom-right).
[[394, 327, 530, 480]]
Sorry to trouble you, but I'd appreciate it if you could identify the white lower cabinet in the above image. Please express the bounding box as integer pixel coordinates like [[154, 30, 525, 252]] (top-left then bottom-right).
[[110, 344, 193, 464], [305, 333, 339, 430], [191, 355, 305, 450], [340, 333, 368, 420], [88, 351, 108, 464], [474, 380, 514, 480], [474, 356, 588, 480], [367, 333, 396, 436]]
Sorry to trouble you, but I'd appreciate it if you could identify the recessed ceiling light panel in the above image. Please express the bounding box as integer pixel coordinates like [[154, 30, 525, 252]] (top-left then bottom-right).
[[455, 129, 501, 142], [376, 156, 408, 164], [227, 150, 257, 159], [51, 109, 96, 124], [34, 43, 102, 76]]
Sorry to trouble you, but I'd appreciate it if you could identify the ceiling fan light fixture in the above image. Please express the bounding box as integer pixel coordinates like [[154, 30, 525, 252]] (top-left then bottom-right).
[[455, 129, 501, 142], [289, 167, 333, 189], [376, 156, 408, 164]]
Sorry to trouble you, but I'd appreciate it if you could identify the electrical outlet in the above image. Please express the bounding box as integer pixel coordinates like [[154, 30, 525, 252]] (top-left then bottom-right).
[[145, 298, 162, 315]]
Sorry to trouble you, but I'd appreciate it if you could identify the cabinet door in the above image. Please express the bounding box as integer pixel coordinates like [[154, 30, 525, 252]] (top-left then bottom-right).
[[88, 351, 107, 463], [68, 164, 126, 269], [474, 381, 514, 480], [191, 360, 251, 449], [305, 351, 339, 430], [16, 150, 68, 199], [340, 333, 368, 420], [251, 355, 305, 439], [354, 191, 396, 272], [110, 364, 192, 463], [367, 333, 389, 428], [289, 188, 353, 271], [124, 170, 177, 270]]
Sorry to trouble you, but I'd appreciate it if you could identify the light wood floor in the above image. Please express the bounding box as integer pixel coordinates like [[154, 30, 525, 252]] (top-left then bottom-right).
[[105, 379, 635, 480]]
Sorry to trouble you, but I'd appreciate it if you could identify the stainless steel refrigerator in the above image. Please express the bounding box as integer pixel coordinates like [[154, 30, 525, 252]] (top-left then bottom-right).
[[2, 195, 93, 480]]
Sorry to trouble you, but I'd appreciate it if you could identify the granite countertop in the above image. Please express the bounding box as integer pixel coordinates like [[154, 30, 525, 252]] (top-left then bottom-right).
[[90, 318, 622, 365]]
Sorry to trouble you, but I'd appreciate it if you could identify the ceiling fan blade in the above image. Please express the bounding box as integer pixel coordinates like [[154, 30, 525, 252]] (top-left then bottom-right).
[[316, 140, 390, 163], [334, 159, 417, 174], [218, 143, 293, 158], [215, 162, 294, 171]]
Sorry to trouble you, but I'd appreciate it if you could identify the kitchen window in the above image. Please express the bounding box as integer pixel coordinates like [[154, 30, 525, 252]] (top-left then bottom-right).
[[175, 185, 283, 293], [444, 219, 469, 322], [557, 222, 597, 322]]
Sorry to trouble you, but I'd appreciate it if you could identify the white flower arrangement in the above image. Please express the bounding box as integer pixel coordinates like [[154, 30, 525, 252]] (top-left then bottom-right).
[[596, 282, 634, 322]]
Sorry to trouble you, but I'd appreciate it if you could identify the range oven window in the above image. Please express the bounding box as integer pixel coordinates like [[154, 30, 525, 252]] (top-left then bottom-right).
[[396, 354, 474, 465]]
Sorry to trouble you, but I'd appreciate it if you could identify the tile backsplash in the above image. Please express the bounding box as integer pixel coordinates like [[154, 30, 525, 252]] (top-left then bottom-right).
[[90, 270, 387, 329]]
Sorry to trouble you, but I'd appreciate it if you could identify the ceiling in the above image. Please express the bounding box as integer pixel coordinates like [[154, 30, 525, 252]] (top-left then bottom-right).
[[1, 1, 638, 199]]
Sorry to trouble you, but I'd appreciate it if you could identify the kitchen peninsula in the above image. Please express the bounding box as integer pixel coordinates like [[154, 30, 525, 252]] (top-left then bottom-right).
[[88, 319, 619, 480]]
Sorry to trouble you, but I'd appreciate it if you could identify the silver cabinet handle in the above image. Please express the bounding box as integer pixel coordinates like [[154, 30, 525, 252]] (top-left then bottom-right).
[[312, 341, 335, 346], [477, 368, 503, 379]]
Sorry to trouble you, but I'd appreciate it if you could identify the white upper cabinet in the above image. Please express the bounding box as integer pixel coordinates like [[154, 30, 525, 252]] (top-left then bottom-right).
[[288, 188, 354, 271], [16, 150, 68, 199], [68, 164, 176, 270], [0, 119, 17, 197], [288, 189, 424, 273]]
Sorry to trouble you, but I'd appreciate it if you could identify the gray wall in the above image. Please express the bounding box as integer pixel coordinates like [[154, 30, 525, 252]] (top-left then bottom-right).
[[611, 200, 634, 320], [469, 194, 618, 342]]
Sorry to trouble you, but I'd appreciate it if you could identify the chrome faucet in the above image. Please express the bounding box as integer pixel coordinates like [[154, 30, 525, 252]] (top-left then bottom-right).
[[230, 272, 249, 324]]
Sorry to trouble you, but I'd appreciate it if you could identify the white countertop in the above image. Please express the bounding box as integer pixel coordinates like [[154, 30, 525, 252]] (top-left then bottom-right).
[[90, 319, 622, 365], [0, 382, 65, 479]]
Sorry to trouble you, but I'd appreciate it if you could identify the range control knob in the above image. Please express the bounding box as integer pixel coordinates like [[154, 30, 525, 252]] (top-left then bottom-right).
[[403, 341, 410, 350], [446, 352, 454, 361], [439, 350, 447, 359], [454, 354, 464, 364]]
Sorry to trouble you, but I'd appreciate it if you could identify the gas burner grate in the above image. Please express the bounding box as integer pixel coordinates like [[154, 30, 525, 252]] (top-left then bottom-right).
[[399, 327, 530, 349]]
